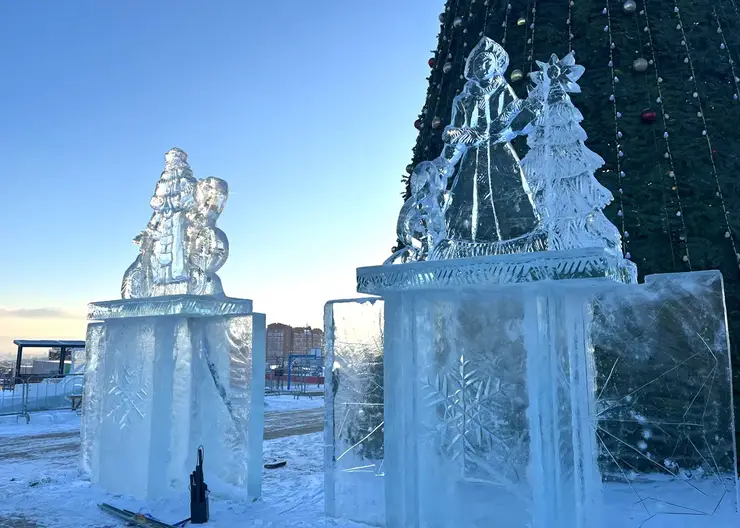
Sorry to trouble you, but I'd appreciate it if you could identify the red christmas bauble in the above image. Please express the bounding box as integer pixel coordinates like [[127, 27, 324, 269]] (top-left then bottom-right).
[[428, 58, 436, 67], [640, 109, 657, 123], [414, 119, 422, 130]]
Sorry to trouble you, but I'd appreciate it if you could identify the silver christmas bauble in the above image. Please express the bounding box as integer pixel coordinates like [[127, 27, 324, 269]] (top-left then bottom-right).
[[510, 69, 524, 82], [623, 0, 637, 13], [633, 57, 649, 72], [453, 16, 463, 27], [443, 62, 453, 74], [432, 117, 443, 129]]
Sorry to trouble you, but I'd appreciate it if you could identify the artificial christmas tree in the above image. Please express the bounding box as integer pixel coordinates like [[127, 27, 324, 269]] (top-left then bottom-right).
[[399, 0, 740, 465]]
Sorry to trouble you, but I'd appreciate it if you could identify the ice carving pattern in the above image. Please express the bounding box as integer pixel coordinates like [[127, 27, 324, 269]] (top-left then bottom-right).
[[520, 53, 623, 255], [422, 353, 528, 493], [122, 148, 230, 298], [324, 298, 385, 527], [591, 271, 737, 524], [361, 247, 636, 295], [107, 363, 149, 428]]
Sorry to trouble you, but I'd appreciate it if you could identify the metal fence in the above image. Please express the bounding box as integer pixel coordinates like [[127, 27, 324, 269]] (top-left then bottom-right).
[[0, 374, 84, 421]]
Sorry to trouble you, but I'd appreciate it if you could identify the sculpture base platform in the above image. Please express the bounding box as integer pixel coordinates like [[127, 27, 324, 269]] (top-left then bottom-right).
[[81, 295, 265, 501], [353, 249, 737, 528]]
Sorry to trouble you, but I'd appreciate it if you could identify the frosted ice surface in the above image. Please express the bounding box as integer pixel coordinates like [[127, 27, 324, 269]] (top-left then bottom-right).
[[122, 148, 230, 298], [591, 270, 737, 525], [324, 297, 385, 527], [81, 305, 265, 500]]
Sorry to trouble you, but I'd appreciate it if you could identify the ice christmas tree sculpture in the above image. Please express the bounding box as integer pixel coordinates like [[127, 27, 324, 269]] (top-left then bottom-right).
[[520, 53, 623, 255], [122, 147, 230, 298]]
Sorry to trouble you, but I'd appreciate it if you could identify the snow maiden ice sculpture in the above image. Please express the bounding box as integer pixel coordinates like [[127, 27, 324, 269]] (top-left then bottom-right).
[[81, 148, 265, 500], [327, 38, 738, 528]]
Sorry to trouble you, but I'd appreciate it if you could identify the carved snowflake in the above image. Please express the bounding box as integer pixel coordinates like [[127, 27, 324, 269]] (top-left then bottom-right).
[[422, 354, 526, 491], [106, 364, 149, 428]]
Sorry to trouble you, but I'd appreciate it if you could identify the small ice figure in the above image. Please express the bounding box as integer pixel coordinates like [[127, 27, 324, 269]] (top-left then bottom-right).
[[122, 148, 230, 298], [386, 160, 449, 264]]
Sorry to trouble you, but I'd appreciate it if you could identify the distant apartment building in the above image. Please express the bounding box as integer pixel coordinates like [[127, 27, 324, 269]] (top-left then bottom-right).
[[266, 323, 293, 367], [311, 328, 323, 350], [265, 323, 324, 366], [291, 327, 313, 355]]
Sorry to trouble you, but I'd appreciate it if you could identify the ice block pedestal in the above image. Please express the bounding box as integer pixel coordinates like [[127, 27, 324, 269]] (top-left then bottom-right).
[[357, 248, 738, 528], [81, 295, 265, 500], [324, 297, 385, 526]]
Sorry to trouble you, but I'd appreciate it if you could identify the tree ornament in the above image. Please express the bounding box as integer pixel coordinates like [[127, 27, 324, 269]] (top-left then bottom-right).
[[517, 17, 526, 26], [443, 62, 453, 74], [632, 58, 648, 72], [432, 117, 443, 129], [414, 119, 422, 130], [453, 16, 463, 27], [640, 109, 657, 123], [510, 69, 524, 82], [428, 58, 436, 68], [623, 0, 637, 13], [438, 13, 445, 23], [406, 164, 414, 174]]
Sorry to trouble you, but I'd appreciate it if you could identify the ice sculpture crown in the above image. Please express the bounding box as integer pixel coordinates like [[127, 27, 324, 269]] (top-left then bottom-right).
[[121, 147, 230, 298]]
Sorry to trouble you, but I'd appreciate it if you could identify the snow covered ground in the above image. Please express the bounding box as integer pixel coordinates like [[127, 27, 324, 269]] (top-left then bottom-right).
[[263, 394, 324, 412], [0, 395, 363, 528], [0, 429, 363, 528]]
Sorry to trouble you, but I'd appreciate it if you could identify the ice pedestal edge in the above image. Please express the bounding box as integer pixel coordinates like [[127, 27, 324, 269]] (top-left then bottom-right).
[[81, 295, 265, 501], [356, 248, 738, 528]]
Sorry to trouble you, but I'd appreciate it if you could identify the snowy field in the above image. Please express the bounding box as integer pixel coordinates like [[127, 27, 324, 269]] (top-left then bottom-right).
[[0, 396, 337, 527], [0, 428, 365, 528]]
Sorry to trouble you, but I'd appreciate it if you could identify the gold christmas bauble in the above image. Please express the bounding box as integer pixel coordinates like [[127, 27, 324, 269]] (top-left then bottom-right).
[[517, 17, 526, 26], [510, 69, 524, 82]]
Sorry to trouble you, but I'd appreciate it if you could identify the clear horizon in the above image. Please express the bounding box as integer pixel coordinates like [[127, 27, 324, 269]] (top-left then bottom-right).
[[0, 0, 442, 354]]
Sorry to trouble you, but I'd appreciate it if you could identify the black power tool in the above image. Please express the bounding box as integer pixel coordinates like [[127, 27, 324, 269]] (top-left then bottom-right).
[[189, 446, 209, 524]]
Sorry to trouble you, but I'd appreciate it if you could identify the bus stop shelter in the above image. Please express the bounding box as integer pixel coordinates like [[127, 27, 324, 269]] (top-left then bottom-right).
[[13, 339, 86, 379]]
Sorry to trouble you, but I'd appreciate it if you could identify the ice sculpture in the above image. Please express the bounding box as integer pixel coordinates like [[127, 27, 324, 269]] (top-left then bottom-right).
[[520, 53, 622, 254], [81, 148, 265, 500], [324, 297, 385, 526], [122, 148, 229, 298], [386, 162, 447, 264], [340, 42, 737, 528]]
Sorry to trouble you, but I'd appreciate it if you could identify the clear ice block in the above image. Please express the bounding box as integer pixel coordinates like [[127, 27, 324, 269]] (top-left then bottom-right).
[[592, 270, 738, 525], [81, 298, 265, 500], [356, 250, 737, 528], [324, 297, 385, 526]]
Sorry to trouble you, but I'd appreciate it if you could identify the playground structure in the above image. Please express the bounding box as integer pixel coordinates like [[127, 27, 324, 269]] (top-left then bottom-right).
[[265, 348, 324, 394]]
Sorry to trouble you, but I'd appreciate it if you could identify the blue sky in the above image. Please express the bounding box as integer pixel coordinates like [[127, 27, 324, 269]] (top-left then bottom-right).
[[0, 0, 442, 354]]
